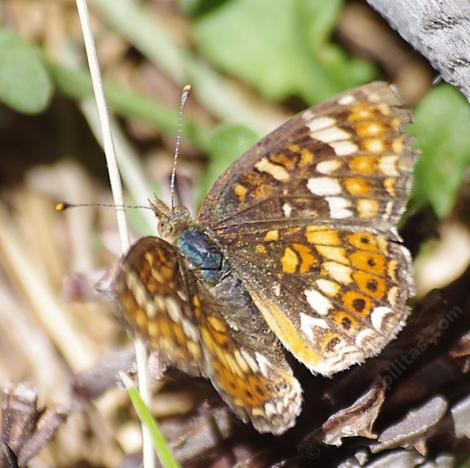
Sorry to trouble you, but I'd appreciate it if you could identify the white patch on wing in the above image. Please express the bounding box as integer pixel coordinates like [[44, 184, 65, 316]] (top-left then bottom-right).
[[300, 312, 329, 340], [306, 116, 335, 132], [338, 94, 356, 106], [234, 350, 249, 373], [264, 402, 277, 417], [241, 349, 259, 373], [304, 289, 333, 316], [387, 287, 399, 308], [255, 157, 290, 181], [385, 200, 394, 218], [181, 318, 198, 342], [355, 329, 377, 347], [379, 155, 399, 176], [307, 177, 342, 196], [176, 289, 188, 302], [127, 271, 147, 309], [282, 202, 292, 217], [310, 126, 350, 143], [165, 297, 181, 323], [316, 159, 343, 174], [126, 271, 138, 295], [315, 279, 340, 297], [309, 345, 364, 376], [357, 198, 378, 218], [302, 109, 314, 120], [330, 141, 358, 156], [146, 301, 157, 318], [325, 196, 353, 219], [322, 262, 353, 284], [255, 352, 272, 377], [371, 306, 393, 332]]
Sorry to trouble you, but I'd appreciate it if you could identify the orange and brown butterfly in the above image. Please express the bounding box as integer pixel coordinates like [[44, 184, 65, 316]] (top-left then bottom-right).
[[98, 82, 417, 435]]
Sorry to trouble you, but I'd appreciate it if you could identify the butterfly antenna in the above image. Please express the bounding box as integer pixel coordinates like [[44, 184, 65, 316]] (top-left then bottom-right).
[[170, 84, 192, 211], [55, 201, 153, 211]]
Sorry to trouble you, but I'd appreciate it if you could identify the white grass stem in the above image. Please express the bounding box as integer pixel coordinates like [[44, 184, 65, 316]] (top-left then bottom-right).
[[74, 1, 154, 466]]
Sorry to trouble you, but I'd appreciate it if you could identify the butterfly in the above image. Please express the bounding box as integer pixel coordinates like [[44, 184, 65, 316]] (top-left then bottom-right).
[[98, 81, 416, 434]]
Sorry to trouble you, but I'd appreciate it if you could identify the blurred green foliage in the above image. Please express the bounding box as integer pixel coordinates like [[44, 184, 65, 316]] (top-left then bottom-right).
[[192, 0, 376, 103], [0, 29, 52, 114], [411, 85, 470, 219]]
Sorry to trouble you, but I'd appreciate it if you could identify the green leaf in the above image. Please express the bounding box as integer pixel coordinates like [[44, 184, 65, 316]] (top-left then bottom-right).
[[192, 0, 376, 104], [200, 123, 258, 202], [298, 1, 375, 91], [0, 28, 53, 114], [411, 85, 470, 218]]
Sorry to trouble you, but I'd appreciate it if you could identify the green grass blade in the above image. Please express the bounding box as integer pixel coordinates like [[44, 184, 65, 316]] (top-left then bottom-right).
[[126, 383, 181, 468]]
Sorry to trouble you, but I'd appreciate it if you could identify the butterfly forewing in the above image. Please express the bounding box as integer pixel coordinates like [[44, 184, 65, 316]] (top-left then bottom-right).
[[195, 81, 417, 377], [199, 81, 416, 232]]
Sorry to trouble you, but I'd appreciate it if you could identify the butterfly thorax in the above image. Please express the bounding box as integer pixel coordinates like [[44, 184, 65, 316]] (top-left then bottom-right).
[[153, 202, 228, 285], [176, 225, 227, 284], [157, 204, 272, 342]]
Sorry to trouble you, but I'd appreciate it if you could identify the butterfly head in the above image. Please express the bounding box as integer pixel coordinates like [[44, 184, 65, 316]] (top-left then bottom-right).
[[149, 197, 190, 241]]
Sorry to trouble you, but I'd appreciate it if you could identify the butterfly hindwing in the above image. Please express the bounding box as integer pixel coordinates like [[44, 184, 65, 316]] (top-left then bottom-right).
[[222, 225, 413, 376], [106, 236, 302, 434], [106, 236, 203, 376], [182, 271, 302, 434]]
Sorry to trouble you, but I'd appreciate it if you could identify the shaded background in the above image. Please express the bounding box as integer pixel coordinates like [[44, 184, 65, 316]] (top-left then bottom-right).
[[0, 1, 469, 466]]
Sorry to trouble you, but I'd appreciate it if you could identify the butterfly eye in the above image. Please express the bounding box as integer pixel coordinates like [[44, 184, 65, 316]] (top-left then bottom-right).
[[158, 220, 174, 238]]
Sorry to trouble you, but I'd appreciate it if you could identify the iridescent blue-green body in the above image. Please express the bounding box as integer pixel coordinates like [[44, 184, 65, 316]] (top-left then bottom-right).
[[177, 227, 226, 284]]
